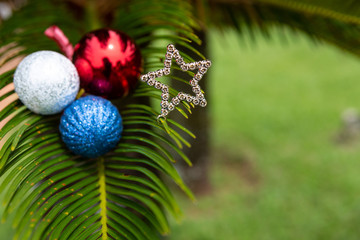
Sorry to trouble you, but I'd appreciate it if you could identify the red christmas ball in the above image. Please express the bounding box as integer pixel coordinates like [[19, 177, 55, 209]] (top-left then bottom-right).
[[73, 28, 142, 99]]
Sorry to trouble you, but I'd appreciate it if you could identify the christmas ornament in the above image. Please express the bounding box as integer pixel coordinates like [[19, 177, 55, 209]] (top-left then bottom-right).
[[72, 28, 142, 99], [140, 44, 211, 119], [59, 95, 123, 158], [13, 50, 79, 115]]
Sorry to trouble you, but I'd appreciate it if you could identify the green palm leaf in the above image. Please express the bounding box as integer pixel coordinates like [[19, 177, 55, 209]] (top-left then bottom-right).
[[207, 0, 360, 56], [0, 0, 201, 239]]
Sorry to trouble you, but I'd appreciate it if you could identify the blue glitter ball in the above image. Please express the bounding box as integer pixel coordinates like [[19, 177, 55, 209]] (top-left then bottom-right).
[[59, 95, 123, 158]]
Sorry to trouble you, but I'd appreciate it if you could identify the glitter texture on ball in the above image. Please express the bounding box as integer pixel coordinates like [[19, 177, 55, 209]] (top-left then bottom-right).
[[59, 95, 123, 158], [73, 28, 142, 99], [14, 51, 80, 115]]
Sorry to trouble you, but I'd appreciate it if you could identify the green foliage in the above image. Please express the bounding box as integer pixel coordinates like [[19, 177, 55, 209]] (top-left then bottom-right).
[[170, 28, 360, 240], [207, 0, 360, 56], [0, 0, 201, 239]]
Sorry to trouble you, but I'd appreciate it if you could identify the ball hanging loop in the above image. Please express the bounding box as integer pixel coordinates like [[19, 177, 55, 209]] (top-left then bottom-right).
[[44, 25, 74, 59]]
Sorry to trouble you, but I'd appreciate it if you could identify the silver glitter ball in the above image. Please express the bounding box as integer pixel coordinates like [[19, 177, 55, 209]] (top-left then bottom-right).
[[14, 51, 80, 115]]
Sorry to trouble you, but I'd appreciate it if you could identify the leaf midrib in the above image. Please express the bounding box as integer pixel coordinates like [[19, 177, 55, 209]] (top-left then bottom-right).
[[97, 157, 108, 240]]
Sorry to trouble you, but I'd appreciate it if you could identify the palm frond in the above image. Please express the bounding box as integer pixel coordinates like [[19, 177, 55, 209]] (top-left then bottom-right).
[[0, 0, 201, 239], [207, 0, 360, 56]]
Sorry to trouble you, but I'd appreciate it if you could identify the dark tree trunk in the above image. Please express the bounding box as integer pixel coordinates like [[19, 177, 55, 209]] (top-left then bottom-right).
[[173, 30, 211, 195]]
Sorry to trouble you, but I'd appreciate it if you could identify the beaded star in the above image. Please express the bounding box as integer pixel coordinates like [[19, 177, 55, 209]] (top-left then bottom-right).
[[140, 44, 211, 119]]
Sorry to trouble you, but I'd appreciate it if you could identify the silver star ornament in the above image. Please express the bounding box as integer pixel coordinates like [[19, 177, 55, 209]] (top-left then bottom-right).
[[140, 44, 212, 119]]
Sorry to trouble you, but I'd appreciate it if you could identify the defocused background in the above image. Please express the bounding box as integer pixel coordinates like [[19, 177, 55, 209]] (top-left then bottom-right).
[[2, 0, 360, 239], [168, 28, 360, 240]]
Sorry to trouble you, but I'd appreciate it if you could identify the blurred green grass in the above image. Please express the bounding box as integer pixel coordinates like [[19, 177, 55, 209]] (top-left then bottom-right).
[[169, 28, 360, 240]]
